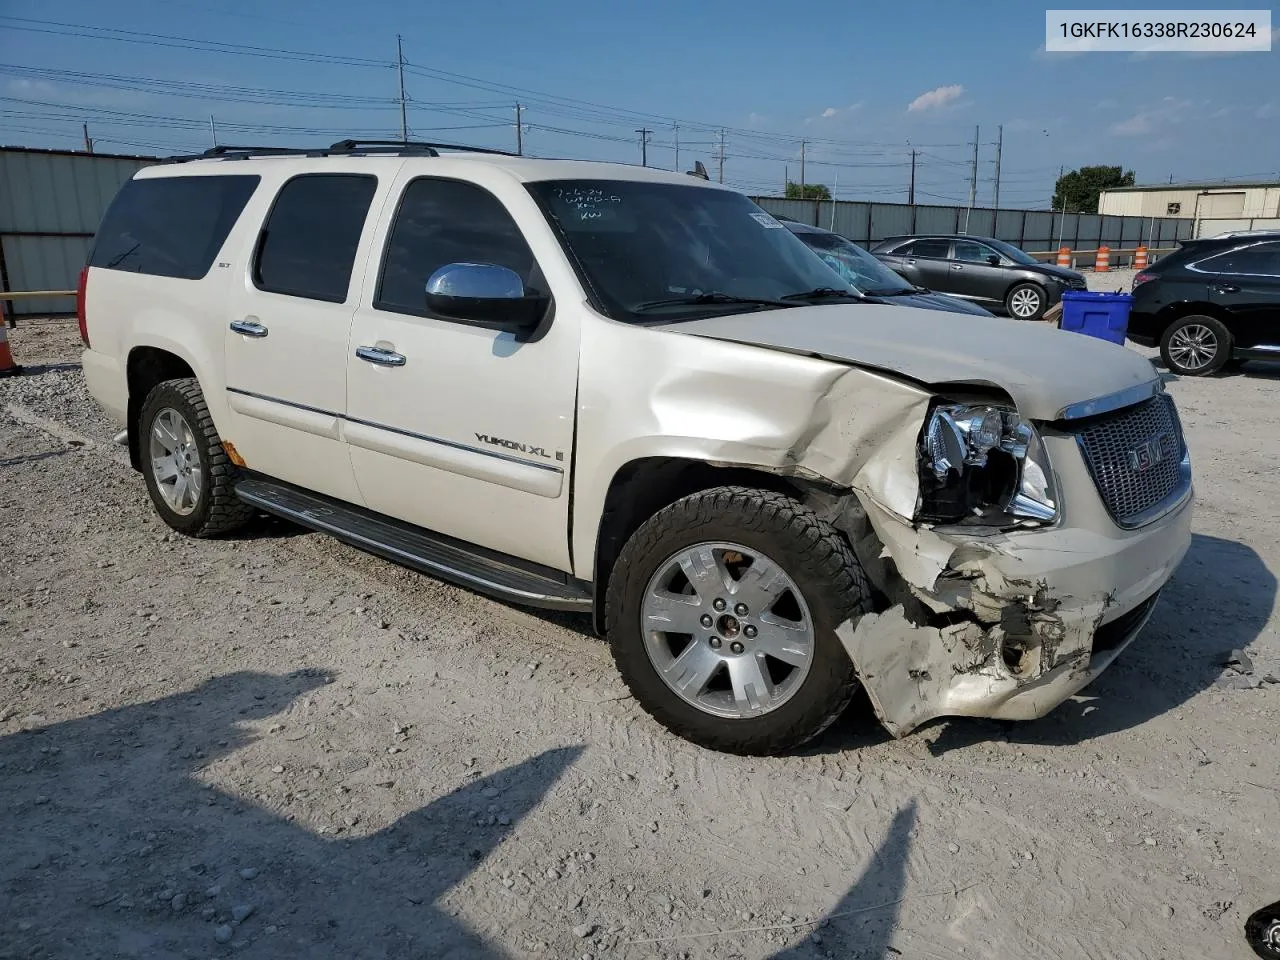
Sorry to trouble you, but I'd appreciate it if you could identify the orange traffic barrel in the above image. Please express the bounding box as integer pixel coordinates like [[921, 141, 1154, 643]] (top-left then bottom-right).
[[1056, 246, 1072, 267], [1134, 245, 1149, 269], [1095, 245, 1111, 272], [0, 300, 23, 378]]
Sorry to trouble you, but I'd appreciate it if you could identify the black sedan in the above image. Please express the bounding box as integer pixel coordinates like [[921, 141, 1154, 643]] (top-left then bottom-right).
[[778, 219, 993, 316], [869, 234, 1086, 321], [1127, 231, 1280, 375]]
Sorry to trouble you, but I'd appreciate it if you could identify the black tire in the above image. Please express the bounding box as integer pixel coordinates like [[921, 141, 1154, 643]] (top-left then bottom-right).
[[138, 377, 253, 538], [605, 486, 872, 755], [1005, 282, 1047, 321], [1159, 314, 1231, 376]]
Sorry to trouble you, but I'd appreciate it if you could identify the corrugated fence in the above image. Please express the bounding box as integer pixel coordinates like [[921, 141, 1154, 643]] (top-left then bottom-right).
[[753, 196, 1195, 261], [1, 147, 155, 316]]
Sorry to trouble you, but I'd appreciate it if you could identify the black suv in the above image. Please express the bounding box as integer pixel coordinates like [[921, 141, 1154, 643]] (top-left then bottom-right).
[[870, 234, 1086, 321], [1127, 232, 1280, 376]]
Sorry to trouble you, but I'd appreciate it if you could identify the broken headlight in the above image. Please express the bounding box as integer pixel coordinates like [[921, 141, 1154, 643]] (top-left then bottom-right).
[[918, 402, 1058, 525]]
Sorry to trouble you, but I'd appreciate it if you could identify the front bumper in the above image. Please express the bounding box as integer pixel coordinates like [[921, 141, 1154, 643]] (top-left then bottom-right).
[[842, 427, 1193, 738]]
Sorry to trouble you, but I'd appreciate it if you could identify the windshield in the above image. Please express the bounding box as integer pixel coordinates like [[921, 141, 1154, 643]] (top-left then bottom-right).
[[984, 238, 1039, 266], [526, 179, 861, 322], [792, 230, 916, 294]]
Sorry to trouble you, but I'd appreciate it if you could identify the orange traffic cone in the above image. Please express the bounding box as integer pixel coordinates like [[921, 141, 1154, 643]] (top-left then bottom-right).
[[0, 299, 23, 377]]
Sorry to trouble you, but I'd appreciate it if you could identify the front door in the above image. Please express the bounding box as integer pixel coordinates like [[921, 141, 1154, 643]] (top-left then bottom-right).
[[225, 169, 388, 504], [1203, 240, 1280, 348], [345, 171, 581, 571], [947, 239, 1007, 305]]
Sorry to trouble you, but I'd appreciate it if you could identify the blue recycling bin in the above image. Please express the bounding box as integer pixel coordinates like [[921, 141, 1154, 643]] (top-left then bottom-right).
[[1059, 290, 1132, 345]]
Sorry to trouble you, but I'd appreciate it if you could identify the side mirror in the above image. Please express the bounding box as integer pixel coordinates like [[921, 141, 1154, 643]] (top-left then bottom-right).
[[425, 263, 547, 334], [986, 254, 1001, 265]]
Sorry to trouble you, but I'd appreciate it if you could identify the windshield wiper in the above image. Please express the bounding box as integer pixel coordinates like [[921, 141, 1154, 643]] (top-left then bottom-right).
[[780, 287, 863, 302], [864, 287, 923, 297], [633, 292, 794, 312]]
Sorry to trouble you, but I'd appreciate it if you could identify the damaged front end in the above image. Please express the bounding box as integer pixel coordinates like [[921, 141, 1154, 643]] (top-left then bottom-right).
[[831, 387, 1192, 738]]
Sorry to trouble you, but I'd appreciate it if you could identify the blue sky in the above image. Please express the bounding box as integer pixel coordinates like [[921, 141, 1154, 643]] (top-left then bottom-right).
[[1, 0, 1276, 208]]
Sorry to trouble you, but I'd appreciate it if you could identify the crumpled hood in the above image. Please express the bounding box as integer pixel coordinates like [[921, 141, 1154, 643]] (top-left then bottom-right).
[[662, 303, 1159, 421]]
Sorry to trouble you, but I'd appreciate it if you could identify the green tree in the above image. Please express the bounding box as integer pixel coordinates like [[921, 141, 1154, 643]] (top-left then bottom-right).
[[784, 181, 832, 200], [1052, 165, 1135, 213]]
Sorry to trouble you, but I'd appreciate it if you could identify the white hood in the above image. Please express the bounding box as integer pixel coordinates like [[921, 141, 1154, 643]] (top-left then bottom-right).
[[663, 303, 1160, 421]]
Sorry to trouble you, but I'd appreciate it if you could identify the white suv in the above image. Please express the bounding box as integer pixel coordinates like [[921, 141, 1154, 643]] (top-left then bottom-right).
[[79, 141, 1193, 755]]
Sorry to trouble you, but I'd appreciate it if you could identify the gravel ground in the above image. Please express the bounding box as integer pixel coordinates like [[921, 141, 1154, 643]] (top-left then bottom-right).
[[2, 317, 1278, 960]]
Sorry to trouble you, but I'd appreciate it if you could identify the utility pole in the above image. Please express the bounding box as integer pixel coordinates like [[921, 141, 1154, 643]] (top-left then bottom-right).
[[964, 124, 979, 233], [396, 34, 408, 144], [908, 149, 917, 205], [716, 128, 725, 183], [515, 103, 523, 156], [799, 140, 807, 194], [784, 164, 788, 194], [209, 114, 218, 148], [1055, 164, 1066, 248], [673, 122, 679, 172], [992, 124, 1003, 208], [82, 122, 93, 153], [635, 128, 651, 167]]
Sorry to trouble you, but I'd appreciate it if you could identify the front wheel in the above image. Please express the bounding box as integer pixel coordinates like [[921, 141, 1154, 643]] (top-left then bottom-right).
[[1160, 315, 1231, 376], [605, 487, 872, 755], [1005, 282, 1047, 320]]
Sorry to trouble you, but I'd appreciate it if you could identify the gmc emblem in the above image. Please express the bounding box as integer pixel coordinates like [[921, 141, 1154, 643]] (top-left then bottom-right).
[[1128, 433, 1176, 472]]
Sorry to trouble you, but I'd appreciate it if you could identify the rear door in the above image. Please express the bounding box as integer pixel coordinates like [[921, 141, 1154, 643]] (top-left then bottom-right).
[[893, 238, 951, 289], [1199, 240, 1280, 348], [224, 167, 391, 504], [948, 239, 1007, 304]]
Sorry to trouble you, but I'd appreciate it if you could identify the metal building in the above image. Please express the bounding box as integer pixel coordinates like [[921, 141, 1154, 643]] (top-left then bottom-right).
[[1098, 180, 1280, 237], [1, 146, 154, 316]]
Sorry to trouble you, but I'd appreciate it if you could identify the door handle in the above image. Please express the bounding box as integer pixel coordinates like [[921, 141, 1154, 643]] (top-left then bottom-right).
[[1214, 283, 1240, 293], [356, 345, 406, 367], [905, 259, 917, 265], [951, 264, 964, 270], [230, 320, 268, 338]]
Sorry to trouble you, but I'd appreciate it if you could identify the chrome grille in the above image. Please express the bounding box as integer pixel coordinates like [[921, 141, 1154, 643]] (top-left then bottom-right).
[[1072, 393, 1189, 528]]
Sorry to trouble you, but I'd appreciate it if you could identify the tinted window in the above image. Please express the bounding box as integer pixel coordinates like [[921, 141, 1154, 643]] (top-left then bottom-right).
[[89, 175, 259, 279], [907, 239, 950, 258], [377, 178, 537, 317], [1196, 242, 1280, 277], [254, 174, 376, 302], [953, 240, 995, 263]]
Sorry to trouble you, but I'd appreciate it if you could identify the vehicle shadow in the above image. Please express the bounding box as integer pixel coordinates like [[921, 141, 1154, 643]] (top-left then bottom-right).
[[767, 802, 916, 959], [0, 669, 583, 959], [926, 532, 1274, 753]]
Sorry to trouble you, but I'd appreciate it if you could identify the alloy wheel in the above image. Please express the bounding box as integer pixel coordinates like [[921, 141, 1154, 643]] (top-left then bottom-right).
[[1010, 287, 1042, 318], [148, 407, 202, 515], [1167, 323, 1218, 372], [641, 542, 814, 720]]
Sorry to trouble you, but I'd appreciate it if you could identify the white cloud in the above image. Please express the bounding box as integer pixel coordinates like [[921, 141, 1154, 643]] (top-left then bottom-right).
[[746, 112, 769, 126], [803, 102, 863, 125], [1109, 97, 1194, 136], [907, 84, 964, 113], [1258, 102, 1277, 120]]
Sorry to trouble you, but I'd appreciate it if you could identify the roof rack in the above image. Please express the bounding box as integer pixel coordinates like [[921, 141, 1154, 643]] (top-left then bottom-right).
[[159, 140, 519, 164]]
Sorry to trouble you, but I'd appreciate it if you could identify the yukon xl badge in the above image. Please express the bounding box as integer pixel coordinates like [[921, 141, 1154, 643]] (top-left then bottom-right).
[[1128, 433, 1176, 473], [476, 433, 565, 462]]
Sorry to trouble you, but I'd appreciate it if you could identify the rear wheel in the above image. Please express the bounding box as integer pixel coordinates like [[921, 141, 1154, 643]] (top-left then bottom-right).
[[1160, 315, 1231, 376], [605, 487, 872, 755], [139, 378, 253, 537], [1006, 283, 1047, 321]]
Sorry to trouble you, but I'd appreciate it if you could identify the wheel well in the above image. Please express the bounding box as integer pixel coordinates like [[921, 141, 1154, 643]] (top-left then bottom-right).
[[589, 457, 836, 635], [1154, 301, 1230, 341], [126, 347, 195, 470], [1004, 278, 1045, 303]]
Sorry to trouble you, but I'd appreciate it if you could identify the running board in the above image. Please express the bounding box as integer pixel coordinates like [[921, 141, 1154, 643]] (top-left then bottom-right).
[[235, 477, 593, 612]]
